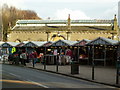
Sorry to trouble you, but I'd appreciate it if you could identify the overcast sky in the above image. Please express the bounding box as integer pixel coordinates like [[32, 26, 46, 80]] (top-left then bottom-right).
[[1, 0, 120, 20]]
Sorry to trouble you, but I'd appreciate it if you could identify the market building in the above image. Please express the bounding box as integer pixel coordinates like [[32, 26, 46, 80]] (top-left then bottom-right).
[[7, 14, 119, 42]]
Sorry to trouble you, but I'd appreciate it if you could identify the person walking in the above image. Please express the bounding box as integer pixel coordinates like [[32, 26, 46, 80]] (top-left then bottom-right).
[[8, 53, 13, 64], [60, 48, 66, 65], [65, 48, 73, 64], [32, 51, 38, 64], [29, 51, 35, 64], [20, 51, 27, 66]]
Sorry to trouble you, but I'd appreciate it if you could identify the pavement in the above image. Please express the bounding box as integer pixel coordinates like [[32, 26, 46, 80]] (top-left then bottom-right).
[[1, 61, 120, 88], [25, 62, 120, 87]]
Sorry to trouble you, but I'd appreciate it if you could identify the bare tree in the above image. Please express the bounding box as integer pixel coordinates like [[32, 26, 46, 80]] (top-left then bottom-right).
[[0, 4, 41, 41]]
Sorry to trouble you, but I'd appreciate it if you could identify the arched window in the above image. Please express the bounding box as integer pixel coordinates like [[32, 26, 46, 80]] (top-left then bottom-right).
[[15, 39, 21, 42], [51, 34, 66, 41]]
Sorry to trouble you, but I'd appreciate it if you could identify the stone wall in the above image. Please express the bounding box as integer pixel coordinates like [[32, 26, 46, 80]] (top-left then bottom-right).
[[8, 31, 47, 42], [8, 30, 116, 42], [70, 32, 113, 41]]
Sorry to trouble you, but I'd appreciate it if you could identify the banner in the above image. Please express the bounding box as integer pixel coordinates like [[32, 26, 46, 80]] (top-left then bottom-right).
[[11, 47, 16, 53], [53, 49, 57, 55]]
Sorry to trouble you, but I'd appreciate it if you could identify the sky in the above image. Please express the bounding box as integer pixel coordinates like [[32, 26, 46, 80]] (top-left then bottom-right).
[[1, 0, 120, 20]]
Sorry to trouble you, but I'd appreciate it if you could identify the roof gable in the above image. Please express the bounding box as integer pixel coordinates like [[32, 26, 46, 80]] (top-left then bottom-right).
[[116, 41, 120, 45], [43, 41, 53, 47], [23, 42, 38, 47], [51, 40, 70, 46], [51, 40, 77, 46], [74, 39, 91, 46], [87, 37, 118, 45], [1, 43, 12, 47], [15, 43, 25, 47]]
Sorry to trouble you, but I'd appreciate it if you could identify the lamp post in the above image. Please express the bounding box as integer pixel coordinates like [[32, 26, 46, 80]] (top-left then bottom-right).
[[44, 46, 47, 70]]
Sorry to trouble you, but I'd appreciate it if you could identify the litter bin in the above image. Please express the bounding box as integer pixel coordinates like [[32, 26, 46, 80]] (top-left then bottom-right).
[[71, 61, 79, 74]]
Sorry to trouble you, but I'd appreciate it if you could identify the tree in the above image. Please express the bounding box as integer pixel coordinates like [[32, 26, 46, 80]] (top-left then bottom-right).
[[0, 4, 41, 41]]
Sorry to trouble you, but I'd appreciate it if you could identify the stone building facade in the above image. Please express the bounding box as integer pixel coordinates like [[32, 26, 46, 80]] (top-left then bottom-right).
[[8, 15, 119, 42]]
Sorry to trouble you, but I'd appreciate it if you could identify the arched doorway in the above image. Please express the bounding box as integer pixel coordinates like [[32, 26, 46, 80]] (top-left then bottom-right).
[[51, 34, 66, 41], [15, 39, 21, 42]]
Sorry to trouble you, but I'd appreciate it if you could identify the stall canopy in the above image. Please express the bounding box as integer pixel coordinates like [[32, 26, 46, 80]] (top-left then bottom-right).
[[87, 37, 118, 45], [1, 42, 20, 48], [42, 41, 54, 47], [51, 40, 77, 46], [115, 41, 120, 45], [22, 41, 49, 47], [15, 42, 25, 47], [0, 42, 5, 47], [73, 39, 91, 46]]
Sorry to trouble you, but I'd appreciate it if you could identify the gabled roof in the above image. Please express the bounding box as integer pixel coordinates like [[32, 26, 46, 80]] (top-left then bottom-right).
[[1, 42, 20, 47], [73, 39, 91, 46], [51, 40, 77, 46], [87, 37, 118, 45], [15, 42, 25, 47], [7, 42, 20, 47], [115, 41, 120, 45], [23, 41, 48, 47], [42, 41, 54, 47], [23, 41, 38, 47], [31, 41, 48, 47], [0, 42, 5, 46]]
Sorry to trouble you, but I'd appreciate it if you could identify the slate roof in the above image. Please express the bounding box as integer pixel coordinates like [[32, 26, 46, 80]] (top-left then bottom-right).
[[73, 39, 91, 46], [13, 26, 113, 32], [87, 37, 118, 45], [23, 41, 48, 47], [1, 42, 20, 47], [51, 40, 77, 46], [0, 42, 5, 47], [16, 20, 113, 24], [12, 19, 114, 32]]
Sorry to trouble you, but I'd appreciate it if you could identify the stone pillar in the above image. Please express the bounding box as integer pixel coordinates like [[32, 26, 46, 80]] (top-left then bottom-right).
[[114, 14, 118, 31], [46, 32, 50, 41], [113, 15, 120, 40], [110, 33, 115, 40], [67, 14, 71, 31], [66, 14, 71, 40], [66, 31, 71, 40]]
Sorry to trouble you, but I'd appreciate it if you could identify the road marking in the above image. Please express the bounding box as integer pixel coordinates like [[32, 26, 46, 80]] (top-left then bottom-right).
[[9, 73, 21, 78], [0, 79, 49, 88], [2, 71, 49, 88], [0, 79, 37, 84], [27, 80, 49, 88]]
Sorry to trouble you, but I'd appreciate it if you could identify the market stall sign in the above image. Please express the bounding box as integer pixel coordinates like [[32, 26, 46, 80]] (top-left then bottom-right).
[[11, 47, 16, 53]]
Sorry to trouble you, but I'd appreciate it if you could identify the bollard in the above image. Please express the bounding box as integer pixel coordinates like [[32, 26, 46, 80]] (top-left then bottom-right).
[[56, 55, 58, 72], [116, 59, 120, 84], [32, 59, 34, 68], [92, 60, 95, 80], [44, 56, 46, 70]]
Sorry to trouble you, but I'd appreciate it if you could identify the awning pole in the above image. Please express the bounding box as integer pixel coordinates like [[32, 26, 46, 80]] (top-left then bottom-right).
[[104, 45, 106, 66], [92, 45, 95, 80]]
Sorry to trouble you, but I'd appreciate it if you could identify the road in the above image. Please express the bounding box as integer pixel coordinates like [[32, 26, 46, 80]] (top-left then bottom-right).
[[1, 64, 119, 89]]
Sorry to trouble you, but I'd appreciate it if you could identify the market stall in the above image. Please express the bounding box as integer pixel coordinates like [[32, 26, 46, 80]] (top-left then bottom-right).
[[87, 37, 118, 66], [73, 39, 91, 65]]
